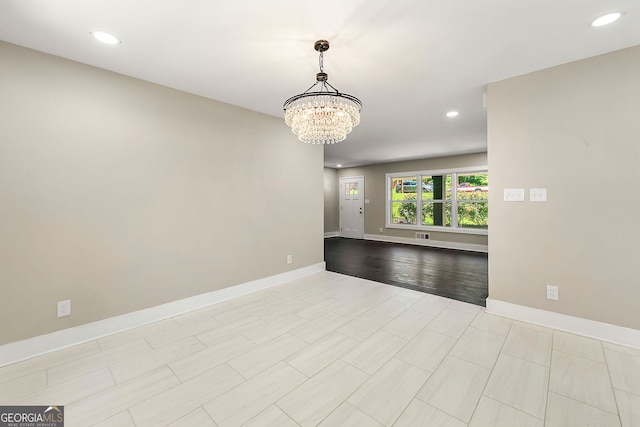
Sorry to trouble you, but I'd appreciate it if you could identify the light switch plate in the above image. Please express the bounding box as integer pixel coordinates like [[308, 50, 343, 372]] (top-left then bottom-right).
[[530, 188, 547, 202], [504, 188, 525, 202]]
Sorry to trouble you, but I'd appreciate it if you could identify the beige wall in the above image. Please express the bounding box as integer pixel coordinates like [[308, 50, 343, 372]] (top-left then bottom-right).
[[0, 42, 324, 345], [323, 168, 339, 233], [333, 153, 488, 246], [487, 45, 640, 330]]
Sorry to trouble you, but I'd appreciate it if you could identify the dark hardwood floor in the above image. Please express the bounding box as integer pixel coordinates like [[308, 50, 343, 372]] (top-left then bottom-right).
[[324, 237, 488, 306]]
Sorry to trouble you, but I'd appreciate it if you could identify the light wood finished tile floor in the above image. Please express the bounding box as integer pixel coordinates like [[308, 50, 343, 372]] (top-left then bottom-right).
[[1, 271, 639, 426]]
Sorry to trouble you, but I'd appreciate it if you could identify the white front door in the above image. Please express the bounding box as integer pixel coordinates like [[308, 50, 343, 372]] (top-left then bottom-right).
[[340, 176, 364, 239]]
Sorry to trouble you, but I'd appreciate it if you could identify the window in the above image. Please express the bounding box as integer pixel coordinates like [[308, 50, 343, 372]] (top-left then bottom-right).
[[387, 168, 488, 234], [391, 176, 418, 225], [345, 182, 359, 195]]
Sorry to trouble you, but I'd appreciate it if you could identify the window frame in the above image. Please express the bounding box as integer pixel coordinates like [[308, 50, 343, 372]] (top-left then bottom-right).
[[386, 166, 488, 235]]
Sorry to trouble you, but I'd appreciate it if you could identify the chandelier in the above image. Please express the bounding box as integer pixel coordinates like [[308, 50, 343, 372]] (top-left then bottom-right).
[[283, 40, 362, 144]]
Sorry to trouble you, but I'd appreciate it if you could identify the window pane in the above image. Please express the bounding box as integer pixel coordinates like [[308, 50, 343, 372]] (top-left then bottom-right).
[[457, 173, 488, 199], [457, 202, 488, 229], [391, 201, 417, 224], [421, 176, 434, 200], [422, 175, 451, 200], [422, 202, 451, 227], [393, 176, 419, 201], [345, 182, 359, 195]]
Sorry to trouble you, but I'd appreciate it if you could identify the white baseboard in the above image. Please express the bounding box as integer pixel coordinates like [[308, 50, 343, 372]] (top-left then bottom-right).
[[324, 231, 340, 238], [364, 234, 488, 253], [0, 262, 326, 368], [486, 298, 640, 350]]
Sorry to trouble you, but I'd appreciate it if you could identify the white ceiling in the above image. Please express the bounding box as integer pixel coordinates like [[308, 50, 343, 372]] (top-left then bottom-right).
[[1, 1, 639, 167]]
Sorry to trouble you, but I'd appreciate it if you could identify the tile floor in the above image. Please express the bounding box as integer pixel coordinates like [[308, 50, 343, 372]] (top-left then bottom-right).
[[1, 271, 639, 426]]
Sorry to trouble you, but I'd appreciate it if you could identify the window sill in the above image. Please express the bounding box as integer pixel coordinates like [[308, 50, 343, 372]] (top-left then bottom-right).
[[386, 224, 488, 236]]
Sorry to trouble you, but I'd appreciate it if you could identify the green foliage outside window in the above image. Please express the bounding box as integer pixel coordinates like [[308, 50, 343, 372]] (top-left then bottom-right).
[[394, 193, 487, 228], [397, 202, 417, 224]]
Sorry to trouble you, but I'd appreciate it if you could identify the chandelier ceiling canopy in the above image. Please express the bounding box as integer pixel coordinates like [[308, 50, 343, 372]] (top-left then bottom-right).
[[283, 40, 362, 145]]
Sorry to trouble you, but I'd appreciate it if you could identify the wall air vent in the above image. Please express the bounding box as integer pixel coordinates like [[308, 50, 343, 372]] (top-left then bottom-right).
[[416, 232, 430, 240]]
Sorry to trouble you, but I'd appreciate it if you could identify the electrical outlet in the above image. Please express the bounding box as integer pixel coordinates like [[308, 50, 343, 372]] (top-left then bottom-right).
[[379, 227, 383, 233], [57, 300, 71, 317], [287, 254, 293, 264], [546, 285, 559, 301]]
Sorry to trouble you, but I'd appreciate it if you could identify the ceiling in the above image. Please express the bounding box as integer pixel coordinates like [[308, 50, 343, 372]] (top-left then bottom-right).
[[1, 1, 639, 168]]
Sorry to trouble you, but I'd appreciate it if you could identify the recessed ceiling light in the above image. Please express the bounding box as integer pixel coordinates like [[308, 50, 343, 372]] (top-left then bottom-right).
[[336, 164, 342, 168], [91, 31, 121, 45], [591, 12, 622, 27], [446, 111, 459, 118]]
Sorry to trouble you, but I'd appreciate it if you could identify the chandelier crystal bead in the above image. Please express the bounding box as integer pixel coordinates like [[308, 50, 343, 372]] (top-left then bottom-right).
[[283, 40, 361, 145]]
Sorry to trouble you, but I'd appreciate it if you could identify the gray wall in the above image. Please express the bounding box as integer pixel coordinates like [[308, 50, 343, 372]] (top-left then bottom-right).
[[487, 44, 640, 330], [0, 41, 324, 345], [332, 153, 488, 247], [323, 168, 339, 234]]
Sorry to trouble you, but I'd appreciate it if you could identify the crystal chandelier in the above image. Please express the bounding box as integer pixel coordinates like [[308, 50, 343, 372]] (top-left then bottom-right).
[[283, 40, 362, 144]]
